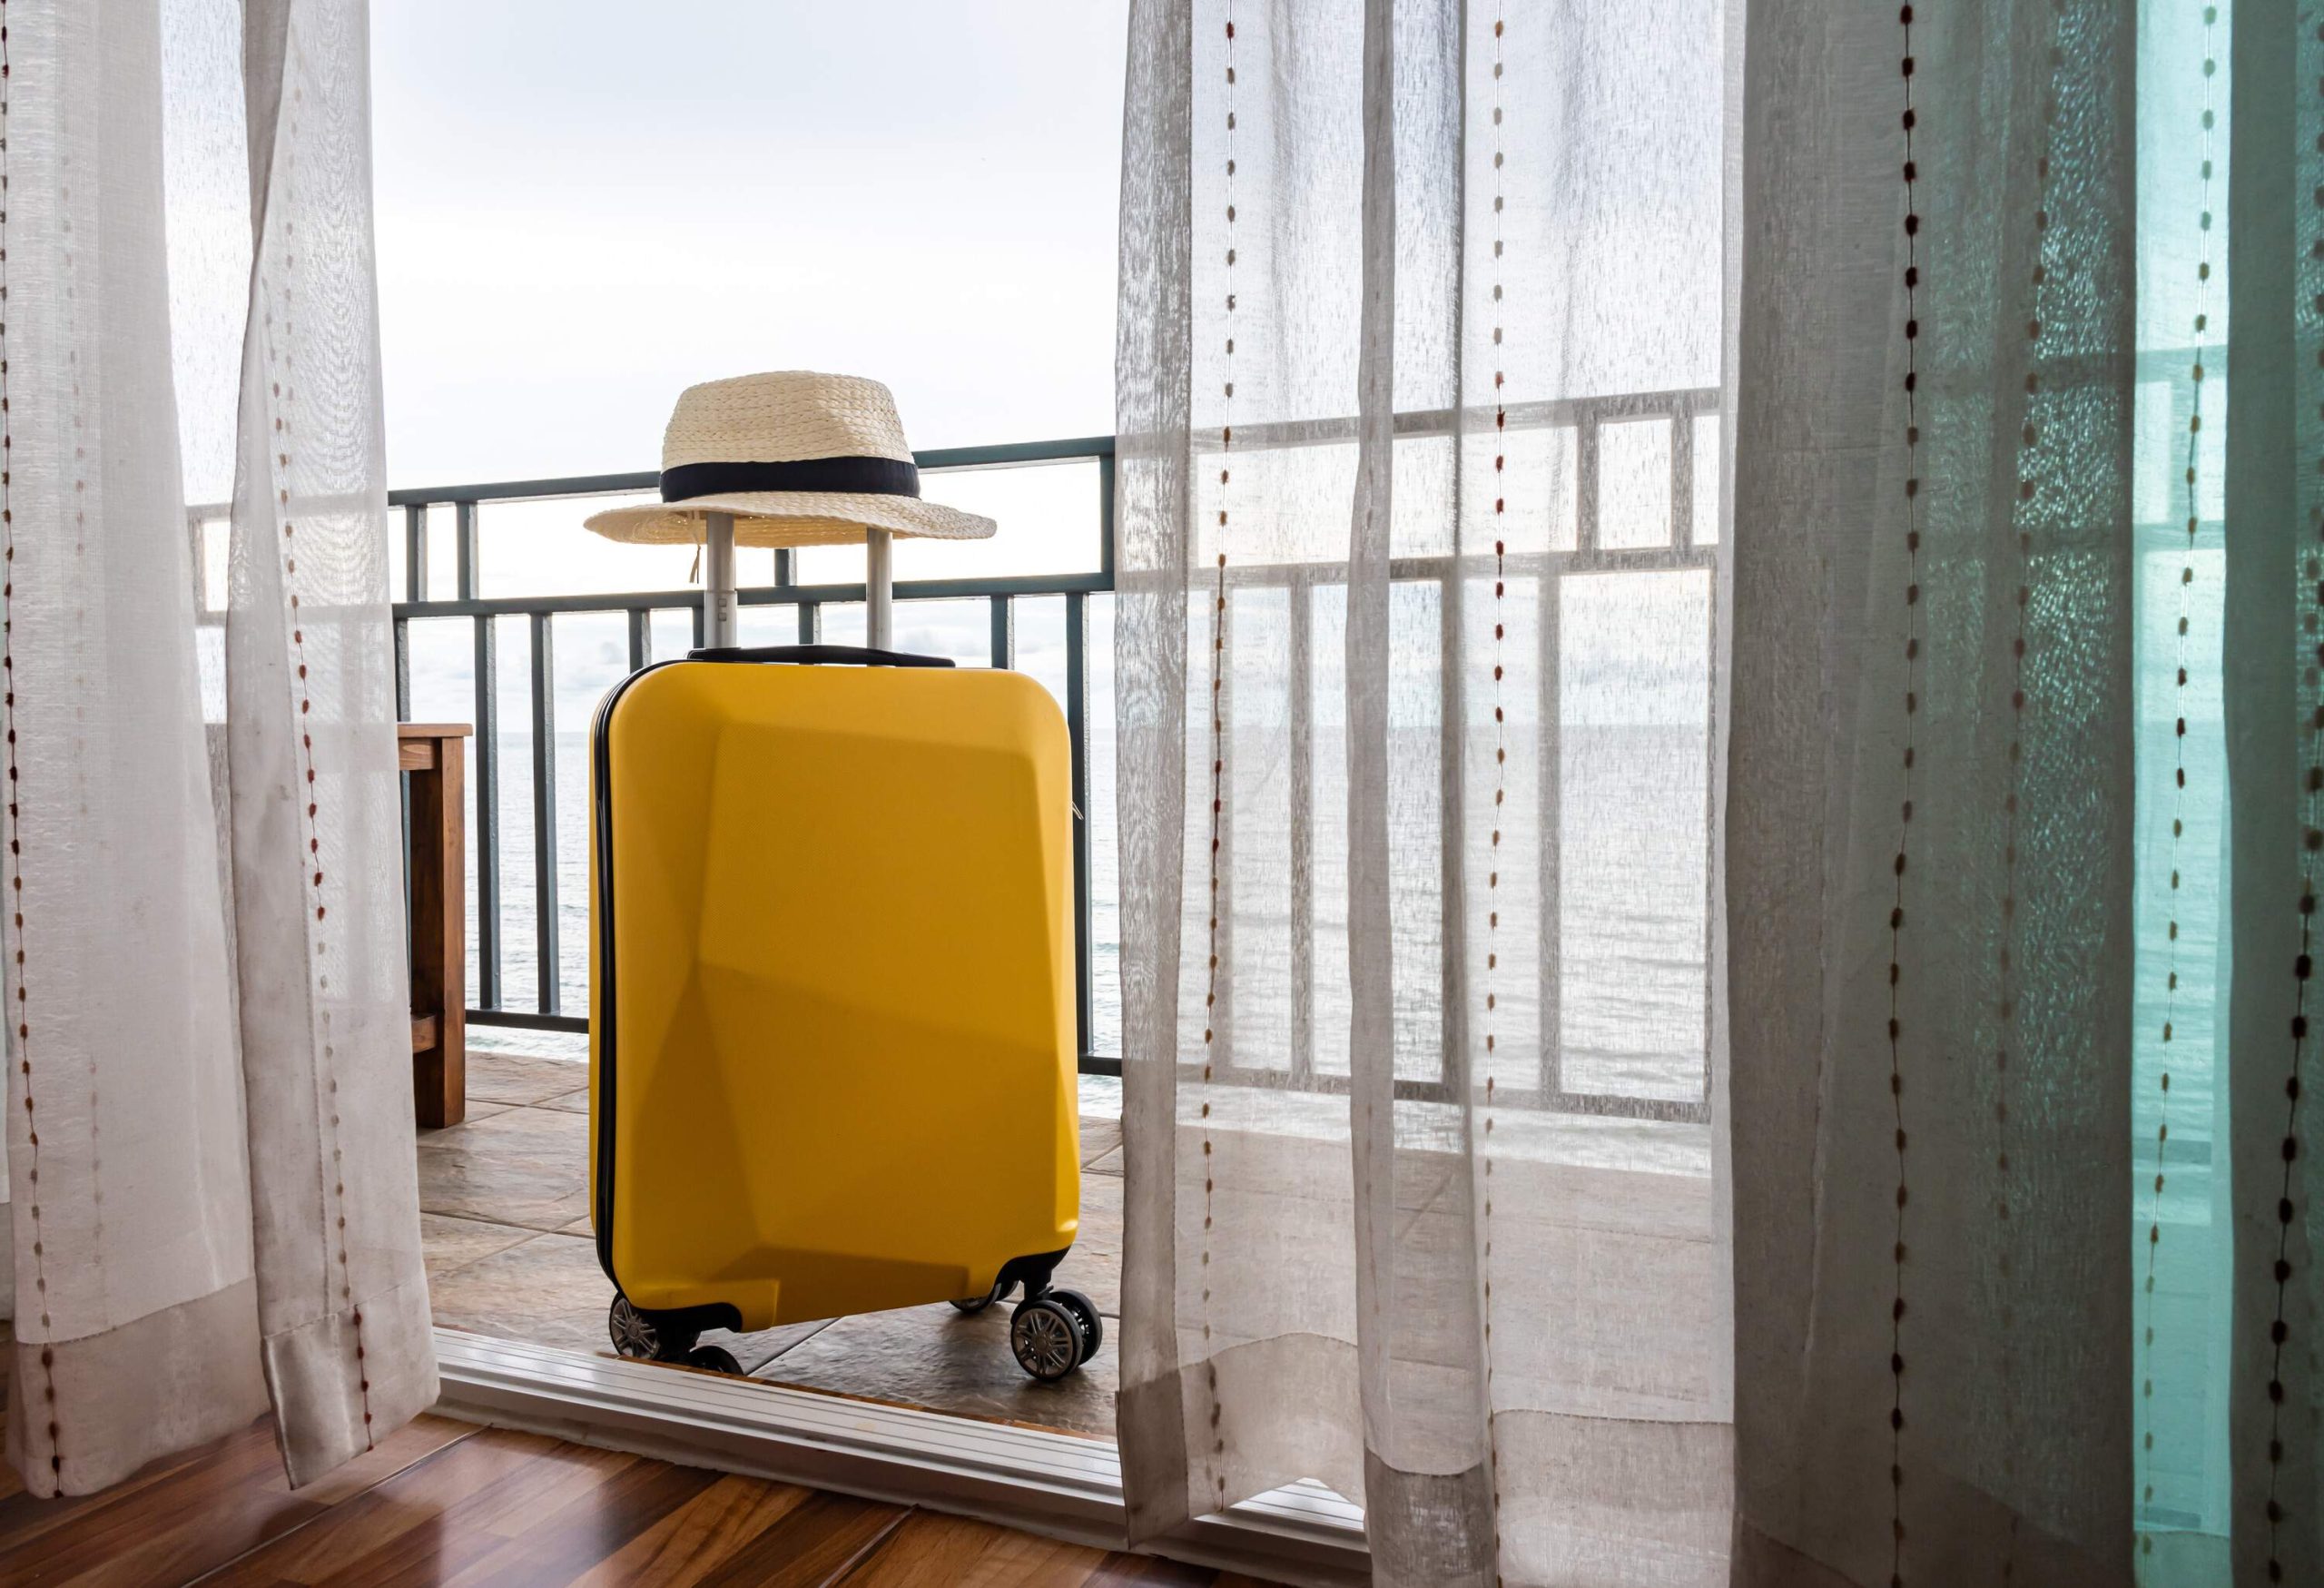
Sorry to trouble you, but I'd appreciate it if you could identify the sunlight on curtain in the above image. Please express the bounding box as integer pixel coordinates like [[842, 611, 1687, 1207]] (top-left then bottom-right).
[[2132, 2, 2233, 1580], [227, 0, 438, 1484], [1123, 0, 2324, 1581], [2, 0, 434, 1494], [0, 0, 271, 1493], [1116, 1, 1734, 1581]]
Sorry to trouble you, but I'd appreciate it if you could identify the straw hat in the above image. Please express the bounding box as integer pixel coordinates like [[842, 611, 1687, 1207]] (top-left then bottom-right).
[[584, 371, 996, 547]]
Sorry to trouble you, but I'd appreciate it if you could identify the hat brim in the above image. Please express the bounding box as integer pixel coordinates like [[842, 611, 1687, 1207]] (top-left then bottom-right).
[[584, 489, 996, 547]]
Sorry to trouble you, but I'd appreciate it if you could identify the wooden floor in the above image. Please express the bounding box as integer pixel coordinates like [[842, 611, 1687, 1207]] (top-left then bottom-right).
[[0, 1405, 1281, 1587]]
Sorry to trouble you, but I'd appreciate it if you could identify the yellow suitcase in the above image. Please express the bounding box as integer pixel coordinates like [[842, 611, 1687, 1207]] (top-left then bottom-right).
[[587, 642, 1090, 1379]]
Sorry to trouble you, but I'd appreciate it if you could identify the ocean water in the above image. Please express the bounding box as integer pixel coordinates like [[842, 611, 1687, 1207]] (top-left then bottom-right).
[[447, 715, 1714, 1112], [1188, 719, 1709, 1102], [421, 579, 2205, 1152]]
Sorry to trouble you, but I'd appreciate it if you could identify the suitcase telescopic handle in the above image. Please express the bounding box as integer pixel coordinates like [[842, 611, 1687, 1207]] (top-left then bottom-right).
[[685, 644, 957, 669]]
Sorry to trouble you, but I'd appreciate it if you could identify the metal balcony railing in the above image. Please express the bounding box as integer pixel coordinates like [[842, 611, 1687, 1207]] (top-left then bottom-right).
[[390, 396, 1725, 1122], [388, 435, 1120, 1070]]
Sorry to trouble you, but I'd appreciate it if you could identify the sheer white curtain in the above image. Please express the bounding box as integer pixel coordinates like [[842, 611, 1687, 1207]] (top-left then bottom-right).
[[1727, 0, 2140, 1582], [1729, 0, 2324, 1581], [3, 0, 434, 1495], [1112, 0, 2324, 1582], [2226, 3, 2324, 1583], [1116, 0, 1736, 1581]]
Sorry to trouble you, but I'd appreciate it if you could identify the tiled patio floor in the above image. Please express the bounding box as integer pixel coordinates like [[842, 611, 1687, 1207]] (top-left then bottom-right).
[[418, 1051, 1124, 1439]]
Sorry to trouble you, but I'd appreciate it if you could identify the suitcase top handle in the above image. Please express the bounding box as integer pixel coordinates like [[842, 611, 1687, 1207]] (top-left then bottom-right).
[[685, 644, 956, 669]]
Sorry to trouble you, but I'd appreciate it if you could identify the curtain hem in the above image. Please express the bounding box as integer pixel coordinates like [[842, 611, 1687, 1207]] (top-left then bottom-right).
[[1364, 1448, 1494, 1588], [260, 1269, 439, 1489], [1732, 1524, 1864, 1588], [1121, 1331, 1365, 1544], [1118, 1371, 1196, 1542], [5, 1277, 267, 1498]]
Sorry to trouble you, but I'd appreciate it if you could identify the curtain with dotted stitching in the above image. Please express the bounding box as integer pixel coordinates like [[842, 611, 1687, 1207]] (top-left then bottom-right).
[[2222, 1, 2324, 1583], [0, 0, 435, 1496], [1116, 0, 1738, 1581], [1118, 0, 2320, 1582], [1728, 0, 2158, 1583]]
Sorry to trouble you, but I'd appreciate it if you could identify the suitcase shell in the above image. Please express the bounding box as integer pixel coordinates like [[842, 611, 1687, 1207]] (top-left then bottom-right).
[[588, 652, 1078, 1333]]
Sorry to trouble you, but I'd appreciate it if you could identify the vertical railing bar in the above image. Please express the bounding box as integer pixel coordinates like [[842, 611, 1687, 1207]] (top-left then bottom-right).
[[990, 595, 1013, 669], [626, 607, 648, 674], [393, 616, 412, 723], [1066, 591, 1095, 1066], [1098, 449, 1117, 586], [1536, 532, 1562, 1100], [1540, 417, 1589, 1102], [529, 613, 560, 1015], [1079, 465, 1116, 1055], [1699, 544, 1719, 1120], [1575, 409, 1601, 556], [776, 546, 803, 646], [1289, 569, 1315, 1089], [692, 597, 706, 651], [472, 620, 500, 1012], [1670, 399, 1697, 555], [798, 597, 818, 646], [459, 501, 502, 1011], [395, 612, 413, 970], [405, 502, 428, 602], [1694, 395, 1721, 1123], [1437, 561, 1467, 1095], [1214, 587, 1236, 1073], [454, 500, 478, 601]]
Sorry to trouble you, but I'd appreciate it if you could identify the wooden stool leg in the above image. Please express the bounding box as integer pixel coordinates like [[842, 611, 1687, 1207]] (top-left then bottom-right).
[[409, 736, 468, 1128]]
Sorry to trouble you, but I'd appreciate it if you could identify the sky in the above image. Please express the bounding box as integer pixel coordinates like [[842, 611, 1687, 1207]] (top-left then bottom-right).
[[369, 0, 1130, 599]]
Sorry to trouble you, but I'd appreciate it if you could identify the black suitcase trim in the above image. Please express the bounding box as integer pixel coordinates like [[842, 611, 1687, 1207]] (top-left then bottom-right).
[[588, 646, 959, 1298], [589, 657, 680, 1294]]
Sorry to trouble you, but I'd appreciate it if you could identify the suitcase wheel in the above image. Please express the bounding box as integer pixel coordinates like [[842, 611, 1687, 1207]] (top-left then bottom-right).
[[609, 1293, 702, 1364], [684, 1345, 743, 1375], [949, 1276, 1018, 1316], [1009, 1294, 1091, 1382], [609, 1295, 662, 1359], [1049, 1287, 1102, 1362]]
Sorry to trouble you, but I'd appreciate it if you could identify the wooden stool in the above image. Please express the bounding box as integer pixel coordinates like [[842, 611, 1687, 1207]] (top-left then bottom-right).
[[400, 722, 472, 1129]]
